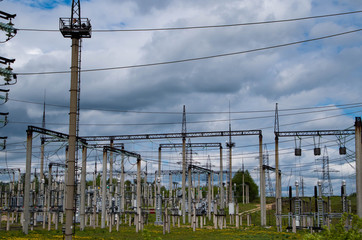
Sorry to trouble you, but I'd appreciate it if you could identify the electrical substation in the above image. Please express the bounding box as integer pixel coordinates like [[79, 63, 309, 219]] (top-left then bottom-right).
[[1, 1, 362, 239], [1, 109, 361, 238]]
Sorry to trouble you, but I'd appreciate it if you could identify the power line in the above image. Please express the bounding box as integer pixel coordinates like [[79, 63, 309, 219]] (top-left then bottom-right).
[[274, 109, 362, 130], [8, 98, 362, 115], [7, 108, 362, 129], [16, 10, 362, 32], [15, 28, 362, 76]]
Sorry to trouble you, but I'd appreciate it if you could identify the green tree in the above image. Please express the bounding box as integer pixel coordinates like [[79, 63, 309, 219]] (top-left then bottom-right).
[[232, 169, 259, 202]]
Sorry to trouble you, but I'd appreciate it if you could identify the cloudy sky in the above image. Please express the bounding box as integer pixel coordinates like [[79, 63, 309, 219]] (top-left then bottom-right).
[[1, 0, 362, 196]]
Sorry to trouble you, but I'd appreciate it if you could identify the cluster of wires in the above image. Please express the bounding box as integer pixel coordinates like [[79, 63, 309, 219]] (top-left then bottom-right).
[[11, 10, 362, 76]]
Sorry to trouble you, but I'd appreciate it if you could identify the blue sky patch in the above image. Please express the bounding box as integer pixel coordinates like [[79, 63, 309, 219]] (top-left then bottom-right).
[[13, 0, 72, 9]]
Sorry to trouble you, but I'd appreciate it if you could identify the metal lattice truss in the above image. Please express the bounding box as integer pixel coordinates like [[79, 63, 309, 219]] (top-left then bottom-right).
[[84, 130, 261, 141], [160, 143, 222, 149], [276, 129, 355, 137], [87, 143, 124, 149], [103, 146, 140, 160], [28, 126, 86, 145], [188, 164, 214, 174], [0, 168, 20, 174]]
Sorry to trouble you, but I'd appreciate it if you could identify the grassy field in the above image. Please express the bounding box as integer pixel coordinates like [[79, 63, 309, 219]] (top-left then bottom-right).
[[0, 225, 304, 240], [0, 197, 357, 240]]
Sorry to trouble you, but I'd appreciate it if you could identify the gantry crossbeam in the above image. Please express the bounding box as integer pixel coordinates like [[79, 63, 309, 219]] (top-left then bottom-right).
[[82, 130, 261, 141], [160, 143, 222, 148], [276, 129, 355, 137], [0, 168, 20, 174], [103, 146, 140, 159]]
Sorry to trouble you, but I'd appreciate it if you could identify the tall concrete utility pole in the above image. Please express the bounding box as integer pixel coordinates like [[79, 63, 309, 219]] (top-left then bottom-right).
[[101, 148, 108, 229], [226, 104, 235, 203], [79, 145, 87, 230], [227, 139, 234, 203], [23, 130, 33, 234], [59, 1, 91, 239], [274, 103, 282, 230], [136, 157, 142, 230], [355, 117, 362, 217], [259, 134, 266, 226], [219, 146, 224, 208], [121, 152, 125, 213], [158, 146, 162, 195]]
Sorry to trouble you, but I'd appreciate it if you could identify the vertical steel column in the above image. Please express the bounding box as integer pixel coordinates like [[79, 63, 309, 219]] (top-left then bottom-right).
[[259, 134, 266, 226], [40, 139, 46, 229], [182, 137, 186, 224], [207, 173, 211, 220], [158, 147, 161, 195], [64, 147, 69, 214], [169, 174, 172, 206], [47, 164, 52, 231], [355, 117, 362, 217], [80, 145, 87, 230], [144, 169, 148, 207], [101, 148, 107, 228], [229, 145, 233, 203], [121, 153, 125, 212], [219, 146, 224, 208], [188, 166, 192, 221], [242, 171, 245, 204], [136, 157, 141, 230], [109, 140, 114, 193], [92, 162, 96, 229], [23, 129, 33, 234], [275, 134, 281, 230], [108, 141, 114, 228], [198, 173, 201, 201], [211, 172, 214, 204], [65, 37, 80, 240], [40, 139, 45, 185]]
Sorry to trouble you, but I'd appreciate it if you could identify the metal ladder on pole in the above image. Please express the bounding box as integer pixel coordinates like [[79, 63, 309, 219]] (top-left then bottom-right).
[[294, 199, 301, 227], [294, 199, 301, 215], [317, 199, 324, 227]]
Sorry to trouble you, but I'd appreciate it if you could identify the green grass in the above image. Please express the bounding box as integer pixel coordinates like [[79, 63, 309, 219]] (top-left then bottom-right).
[[238, 202, 259, 213], [0, 225, 304, 240], [0, 197, 356, 240]]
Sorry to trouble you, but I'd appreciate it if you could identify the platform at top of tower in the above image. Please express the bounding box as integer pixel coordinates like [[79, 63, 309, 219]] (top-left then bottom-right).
[[59, 17, 91, 38]]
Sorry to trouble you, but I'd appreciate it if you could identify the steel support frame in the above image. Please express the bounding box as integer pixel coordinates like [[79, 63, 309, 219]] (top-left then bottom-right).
[[274, 127, 356, 230], [101, 146, 141, 229], [158, 142, 221, 223], [23, 126, 77, 234], [42, 128, 265, 226]]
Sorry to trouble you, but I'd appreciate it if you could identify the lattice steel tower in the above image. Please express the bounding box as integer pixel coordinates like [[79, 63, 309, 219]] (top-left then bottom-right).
[[263, 144, 274, 197], [316, 146, 338, 196]]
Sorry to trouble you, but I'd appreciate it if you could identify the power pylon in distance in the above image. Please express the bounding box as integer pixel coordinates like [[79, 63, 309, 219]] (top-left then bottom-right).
[[314, 146, 339, 196], [263, 144, 274, 197]]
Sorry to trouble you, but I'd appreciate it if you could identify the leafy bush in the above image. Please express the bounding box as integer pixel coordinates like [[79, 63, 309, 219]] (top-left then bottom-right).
[[303, 213, 362, 240]]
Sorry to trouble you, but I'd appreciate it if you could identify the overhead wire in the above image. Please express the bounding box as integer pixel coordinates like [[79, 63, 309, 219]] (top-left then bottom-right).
[[16, 10, 362, 32], [133, 134, 355, 166], [4, 11, 362, 174], [6, 103, 362, 126], [7, 97, 362, 114], [15, 28, 362, 76], [260, 109, 362, 130]]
